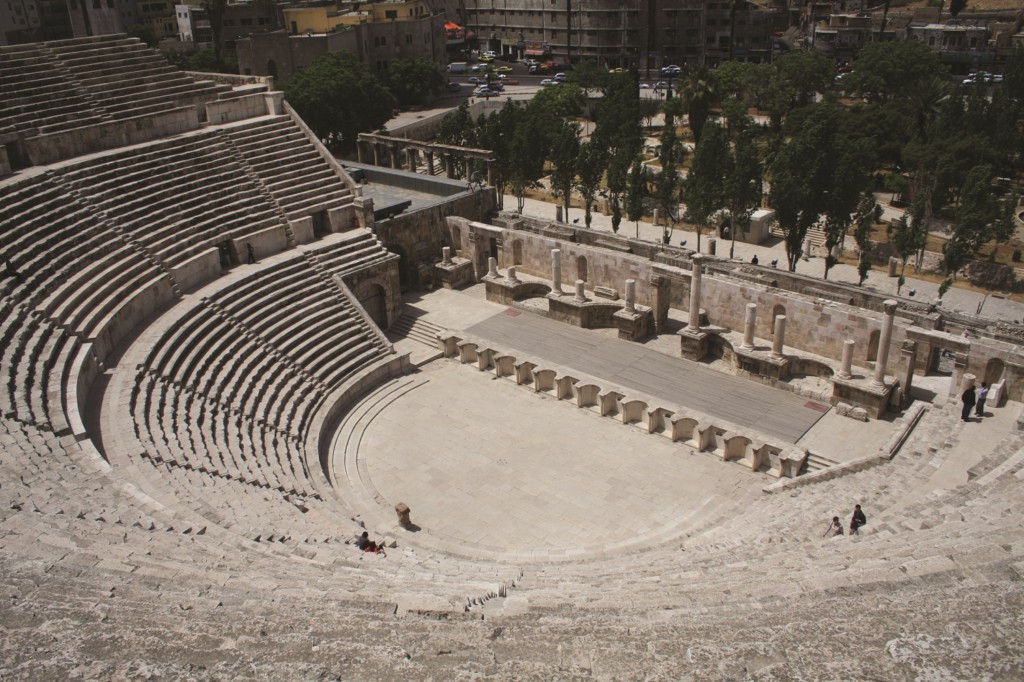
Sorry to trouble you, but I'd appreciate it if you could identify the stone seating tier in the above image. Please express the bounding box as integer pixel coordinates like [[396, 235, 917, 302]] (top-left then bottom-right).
[[224, 116, 353, 220]]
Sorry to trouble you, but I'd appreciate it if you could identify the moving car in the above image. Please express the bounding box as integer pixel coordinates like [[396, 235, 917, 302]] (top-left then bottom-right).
[[540, 78, 556, 86], [473, 87, 497, 97], [661, 64, 682, 77]]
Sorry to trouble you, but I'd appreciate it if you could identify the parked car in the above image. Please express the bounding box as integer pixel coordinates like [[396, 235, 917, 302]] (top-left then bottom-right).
[[554, 72, 567, 82], [447, 82, 462, 92], [467, 76, 484, 84], [654, 81, 670, 91], [639, 82, 653, 89], [489, 81, 504, 90], [495, 66, 513, 73], [501, 79, 519, 86], [661, 64, 682, 77], [540, 78, 557, 86], [470, 64, 486, 73], [473, 87, 497, 97]]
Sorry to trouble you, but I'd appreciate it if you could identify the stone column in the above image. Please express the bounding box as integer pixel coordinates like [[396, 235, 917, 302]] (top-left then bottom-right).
[[574, 279, 586, 302], [741, 303, 757, 350], [446, 156, 457, 179], [507, 266, 519, 283], [487, 161, 496, 186], [442, 246, 452, 265], [707, 238, 716, 256], [372, 143, 382, 167], [624, 279, 636, 312], [487, 257, 498, 278], [551, 249, 562, 294], [871, 300, 898, 388], [408, 148, 418, 173], [556, 205, 563, 223], [771, 315, 786, 359], [837, 339, 855, 380], [687, 255, 704, 331], [425, 151, 436, 175], [356, 140, 367, 164], [961, 373, 976, 393]]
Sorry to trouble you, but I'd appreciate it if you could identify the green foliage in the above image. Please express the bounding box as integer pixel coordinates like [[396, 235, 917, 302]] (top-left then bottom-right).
[[576, 140, 609, 229], [821, 119, 876, 279], [769, 103, 847, 271], [845, 40, 946, 103], [549, 120, 581, 222], [683, 121, 729, 252], [775, 51, 835, 109], [436, 101, 476, 147], [724, 126, 763, 259], [531, 83, 586, 120], [568, 61, 608, 90], [681, 67, 716, 144], [656, 98, 685, 224], [943, 164, 1011, 278], [938, 277, 952, 298], [949, 0, 966, 17], [638, 97, 661, 132], [626, 158, 646, 238], [385, 59, 444, 106], [167, 48, 238, 74], [127, 24, 158, 47], [283, 52, 395, 154], [857, 254, 871, 286]]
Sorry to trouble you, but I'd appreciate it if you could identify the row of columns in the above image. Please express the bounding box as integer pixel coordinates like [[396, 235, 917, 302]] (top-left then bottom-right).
[[537, 247, 898, 388], [356, 139, 497, 184]]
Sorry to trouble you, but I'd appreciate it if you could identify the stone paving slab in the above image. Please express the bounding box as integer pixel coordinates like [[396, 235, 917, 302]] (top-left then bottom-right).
[[467, 308, 827, 443], [357, 362, 764, 558]]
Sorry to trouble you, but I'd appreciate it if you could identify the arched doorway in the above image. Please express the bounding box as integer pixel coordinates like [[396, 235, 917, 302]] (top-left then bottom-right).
[[867, 329, 881, 362], [577, 255, 588, 282], [984, 358, 1005, 386], [357, 283, 388, 329], [512, 240, 523, 266], [267, 60, 278, 80]]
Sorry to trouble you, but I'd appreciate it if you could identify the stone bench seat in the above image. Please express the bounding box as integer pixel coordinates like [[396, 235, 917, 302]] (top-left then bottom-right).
[[244, 143, 319, 170], [99, 80, 223, 113], [16, 230, 124, 312], [58, 131, 223, 182], [317, 245, 393, 279], [0, 191, 93, 254], [81, 153, 238, 210], [3, 87, 91, 112], [258, 159, 336, 189], [74, 63, 180, 89], [82, 73, 197, 101], [41, 246, 155, 329], [147, 201, 280, 264], [263, 170, 344, 200]]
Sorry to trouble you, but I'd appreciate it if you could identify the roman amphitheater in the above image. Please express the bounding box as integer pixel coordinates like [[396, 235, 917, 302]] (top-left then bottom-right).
[[2, 35, 1024, 679]]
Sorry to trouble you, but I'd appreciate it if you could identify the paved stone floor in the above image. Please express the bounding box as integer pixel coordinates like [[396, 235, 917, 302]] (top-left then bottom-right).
[[466, 308, 828, 443], [358, 361, 765, 560]]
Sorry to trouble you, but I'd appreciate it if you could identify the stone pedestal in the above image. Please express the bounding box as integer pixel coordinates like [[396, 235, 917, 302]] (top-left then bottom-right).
[[574, 279, 586, 303], [613, 305, 653, 341], [679, 327, 710, 362], [435, 257, 474, 290], [395, 502, 412, 529], [771, 315, 786, 359], [734, 346, 790, 382], [831, 378, 896, 419]]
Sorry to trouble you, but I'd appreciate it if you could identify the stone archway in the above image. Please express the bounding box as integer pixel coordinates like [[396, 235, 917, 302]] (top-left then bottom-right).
[[577, 255, 589, 282], [512, 239, 523, 266], [984, 358, 1005, 386]]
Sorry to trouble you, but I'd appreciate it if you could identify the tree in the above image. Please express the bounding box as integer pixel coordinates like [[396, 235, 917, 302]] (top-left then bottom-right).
[[386, 59, 445, 106], [768, 103, 841, 271], [639, 97, 661, 133], [683, 121, 729, 253], [548, 120, 581, 224], [821, 129, 875, 280], [949, 0, 967, 17], [568, 60, 609, 90], [530, 83, 586, 119], [503, 103, 548, 213], [626, 158, 646, 238], [436, 101, 476, 147], [775, 51, 834, 110], [655, 97, 686, 238], [853, 191, 877, 286], [283, 52, 395, 154], [888, 213, 926, 294], [845, 40, 946, 103], [475, 110, 510, 209], [681, 67, 716, 144], [127, 24, 158, 47], [724, 127, 763, 258], [594, 72, 642, 237], [943, 164, 1012, 279], [200, 0, 227, 69], [575, 140, 609, 229]]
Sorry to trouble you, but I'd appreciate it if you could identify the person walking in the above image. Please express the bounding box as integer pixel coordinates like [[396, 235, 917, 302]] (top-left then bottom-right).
[[246, 243, 257, 264], [849, 504, 866, 535], [961, 384, 976, 422], [975, 382, 989, 417]]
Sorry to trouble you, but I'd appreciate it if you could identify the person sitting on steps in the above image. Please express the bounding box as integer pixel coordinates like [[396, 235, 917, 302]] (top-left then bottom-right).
[[356, 531, 386, 555], [850, 504, 867, 535], [823, 516, 844, 537]]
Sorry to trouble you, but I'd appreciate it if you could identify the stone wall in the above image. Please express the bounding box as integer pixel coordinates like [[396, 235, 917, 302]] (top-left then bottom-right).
[[24, 107, 201, 166]]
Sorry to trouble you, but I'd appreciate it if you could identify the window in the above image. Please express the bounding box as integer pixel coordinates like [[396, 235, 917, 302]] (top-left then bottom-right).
[[385, 9, 396, 19]]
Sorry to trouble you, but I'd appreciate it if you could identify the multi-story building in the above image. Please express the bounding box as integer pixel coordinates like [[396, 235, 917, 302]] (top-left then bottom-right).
[[906, 22, 992, 69], [236, 0, 446, 81], [461, 0, 775, 70], [175, 1, 280, 52], [812, 13, 872, 60]]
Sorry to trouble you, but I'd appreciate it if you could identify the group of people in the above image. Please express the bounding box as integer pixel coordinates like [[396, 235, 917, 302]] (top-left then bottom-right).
[[355, 531, 387, 556], [823, 504, 867, 537], [960, 382, 990, 422]]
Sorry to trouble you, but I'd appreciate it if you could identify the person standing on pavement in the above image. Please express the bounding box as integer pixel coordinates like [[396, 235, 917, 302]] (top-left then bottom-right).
[[961, 384, 976, 422], [975, 382, 989, 417]]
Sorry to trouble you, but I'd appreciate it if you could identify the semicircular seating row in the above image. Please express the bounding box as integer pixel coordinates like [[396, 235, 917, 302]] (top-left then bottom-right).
[[126, 240, 393, 542], [1, 113, 356, 435]]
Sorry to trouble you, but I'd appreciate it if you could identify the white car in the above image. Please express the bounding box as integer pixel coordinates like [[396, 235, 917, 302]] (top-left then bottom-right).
[[639, 82, 653, 89], [540, 78, 557, 86], [554, 72, 567, 82]]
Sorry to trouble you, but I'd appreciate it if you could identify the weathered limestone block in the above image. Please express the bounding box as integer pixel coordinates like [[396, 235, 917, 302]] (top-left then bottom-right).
[[395, 502, 412, 529], [619, 398, 647, 426], [835, 401, 869, 421]]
